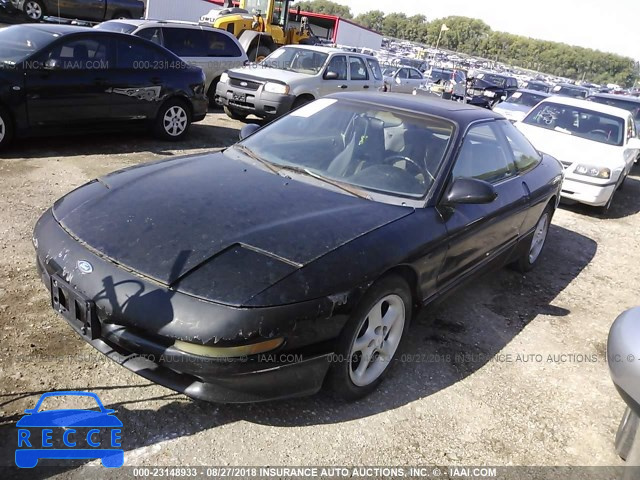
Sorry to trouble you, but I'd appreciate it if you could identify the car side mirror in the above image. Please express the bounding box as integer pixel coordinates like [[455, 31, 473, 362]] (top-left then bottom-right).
[[324, 71, 338, 80], [444, 177, 498, 205], [608, 307, 640, 418], [239, 123, 261, 140]]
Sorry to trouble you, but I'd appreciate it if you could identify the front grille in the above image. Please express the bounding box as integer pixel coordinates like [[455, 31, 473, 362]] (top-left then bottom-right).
[[229, 77, 261, 91]]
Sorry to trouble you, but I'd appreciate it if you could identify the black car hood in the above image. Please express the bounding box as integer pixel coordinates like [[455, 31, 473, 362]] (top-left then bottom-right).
[[53, 152, 411, 302]]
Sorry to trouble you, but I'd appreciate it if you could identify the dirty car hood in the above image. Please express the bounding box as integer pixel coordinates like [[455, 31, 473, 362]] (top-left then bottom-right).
[[52, 152, 411, 300]]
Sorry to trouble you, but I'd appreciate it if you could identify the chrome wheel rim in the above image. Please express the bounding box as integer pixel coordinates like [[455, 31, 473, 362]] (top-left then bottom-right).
[[0, 116, 5, 143], [25, 1, 42, 19], [348, 294, 405, 387], [529, 213, 549, 264], [163, 106, 187, 136]]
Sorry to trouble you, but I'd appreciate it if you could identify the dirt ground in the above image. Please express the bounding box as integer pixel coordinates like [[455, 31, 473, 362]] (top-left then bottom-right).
[[0, 111, 639, 476]]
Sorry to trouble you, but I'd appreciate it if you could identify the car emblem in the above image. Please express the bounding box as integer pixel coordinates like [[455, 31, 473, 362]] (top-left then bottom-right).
[[240, 81, 248, 87], [77, 260, 93, 274]]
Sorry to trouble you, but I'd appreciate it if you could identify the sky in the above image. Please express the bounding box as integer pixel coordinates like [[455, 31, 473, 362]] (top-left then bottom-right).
[[332, 0, 639, 60]]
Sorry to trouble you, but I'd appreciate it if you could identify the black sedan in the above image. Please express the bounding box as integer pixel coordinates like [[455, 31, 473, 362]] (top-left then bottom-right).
[[34, 93, 564, 403], [0, 24, 208, 149]]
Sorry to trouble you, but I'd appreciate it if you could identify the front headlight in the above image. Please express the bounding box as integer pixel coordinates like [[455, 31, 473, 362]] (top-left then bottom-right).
[[483, 90, 496, 98], [574, 164, 611, 179], [174, 337, 284, 358], [220, 72, 229, 84], [264, 82, 289, 95]]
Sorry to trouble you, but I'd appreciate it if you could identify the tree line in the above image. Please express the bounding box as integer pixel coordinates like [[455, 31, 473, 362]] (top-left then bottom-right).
[[296, 0, 638, 86]]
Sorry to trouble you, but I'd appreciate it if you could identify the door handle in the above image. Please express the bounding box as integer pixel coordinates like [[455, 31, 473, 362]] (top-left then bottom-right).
[[338, 85, 348, 89], [363, 85, 370, 89]]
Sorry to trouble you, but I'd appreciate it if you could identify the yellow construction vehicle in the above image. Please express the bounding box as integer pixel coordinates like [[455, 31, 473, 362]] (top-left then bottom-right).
[[200, 0, 316, 62]]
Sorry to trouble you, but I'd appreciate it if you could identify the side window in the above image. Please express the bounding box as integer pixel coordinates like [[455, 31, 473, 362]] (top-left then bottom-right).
[[44, 37, 111, 69], [116, 38, 172, 69], [366, 58, 382, 81], [409, 68, 422, 80], [136, 27, 162, 46], [203, 31, 243, 57], [497, 120, 542, 172], [162, 28, 206, 57], [397, 68, 409, 79], [324, 55, 347, 80], [452, 123, 516, 183], [348, 56, 368, 81]]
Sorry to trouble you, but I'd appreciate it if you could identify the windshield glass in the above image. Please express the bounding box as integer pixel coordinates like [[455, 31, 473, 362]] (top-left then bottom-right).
[[234, 99, 455, 199], [429, 69, 452, 82], [245, 0, 269, 14], [552, 85, 588, 98], [505, 91, 548, 107], [94, 21, 137, 33], [590, 97, 640, 122], [525, 82, 549, 93], [0, 26, 60, 65], [477, 73, 506, 87], [262, 47, 328, 75], [524, 102, 625, 146]]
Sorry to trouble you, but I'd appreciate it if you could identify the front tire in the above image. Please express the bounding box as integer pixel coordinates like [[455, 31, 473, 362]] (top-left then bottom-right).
[[247, 45, 272, 63], [154, 99, 191, 141], [326, 275, 412, 401], [0, 106, 14, 151], [23, 0, 45, 21], [513, 204, 553, 273]]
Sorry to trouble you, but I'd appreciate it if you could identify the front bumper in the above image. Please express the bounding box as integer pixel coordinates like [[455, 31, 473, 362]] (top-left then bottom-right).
[[191, 94, 208, 122], [34, 211, 342, 403], [560, 177, 616, 206], [215, 80, 295, 119]]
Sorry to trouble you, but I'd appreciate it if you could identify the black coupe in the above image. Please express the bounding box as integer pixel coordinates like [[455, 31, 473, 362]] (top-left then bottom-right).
[[0, 24, 208, 149], [34, 93, 564, 403]]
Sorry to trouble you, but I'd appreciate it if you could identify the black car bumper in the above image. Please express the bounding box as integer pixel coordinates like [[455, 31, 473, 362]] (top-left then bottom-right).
[[215, 81, 295, 119], [191, 94, 208, 122], [34, 211, 345, 403]]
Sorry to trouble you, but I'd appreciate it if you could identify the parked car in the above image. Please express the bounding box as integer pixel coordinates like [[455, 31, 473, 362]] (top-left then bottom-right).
[[516, 97, 640, 213], [418, 67, 466, 100], [588, 93, 640, 126], [215, 45, 383, 121], [16, 0, 143, 22], [493, 89, 551, 122], [382, 66, 424, 94], [0, 24, 208, 150], [95, 19, 248, 103], [473, 71, 519, 97], [521, 80, 551, 93], [551, 83, 590, 99], [607, 307, 640, 479], [34, 92, 562, 403]]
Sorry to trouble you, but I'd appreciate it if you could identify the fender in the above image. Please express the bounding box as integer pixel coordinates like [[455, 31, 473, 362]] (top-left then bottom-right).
[[239, 30, 276, 55]]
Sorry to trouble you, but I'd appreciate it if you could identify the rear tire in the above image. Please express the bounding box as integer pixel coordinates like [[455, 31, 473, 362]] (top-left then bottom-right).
[[326, 275, 412, 401], [248, 45, 272, 63], [0, 106, 14, 151], [513, 204, 553, 273], [223, 106, 248, 121], [154, 99, 191, 141]]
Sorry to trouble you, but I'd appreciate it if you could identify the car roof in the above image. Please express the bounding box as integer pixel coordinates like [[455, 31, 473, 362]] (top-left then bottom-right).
[[327, 92, 504, 125], [102, 18, 226, 32], [589, 93, 640, 104], [542, 96, 631, 118], [476, 70, 514, 79], [15, 23, 94, 35]]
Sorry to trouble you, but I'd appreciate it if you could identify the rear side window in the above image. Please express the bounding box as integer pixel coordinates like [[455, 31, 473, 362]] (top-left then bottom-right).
[[409, 69, 422, 80], [203, 30, 242, 57], [44, 37, 111, 70], [136, 27, 163, 46], [497, 120, 542, 172], [162, 28, 207, 57], [366, 58, 382, 81]]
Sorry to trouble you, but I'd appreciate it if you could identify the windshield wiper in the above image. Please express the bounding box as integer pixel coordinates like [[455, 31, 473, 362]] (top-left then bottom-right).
[[233, 144, 280, 175], [278, 165, 372, 200]]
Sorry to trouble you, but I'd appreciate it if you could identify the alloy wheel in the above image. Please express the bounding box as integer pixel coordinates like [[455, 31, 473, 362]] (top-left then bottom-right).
[[0, 116, 5, 144], [163, 106, 188, 137], [348, 294, 405, 387], [25, 1, 42, 19], [529, 212, 549, 264]]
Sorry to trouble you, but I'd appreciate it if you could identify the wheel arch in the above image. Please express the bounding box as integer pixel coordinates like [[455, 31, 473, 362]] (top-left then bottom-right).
[[377, 265, 421, 310]]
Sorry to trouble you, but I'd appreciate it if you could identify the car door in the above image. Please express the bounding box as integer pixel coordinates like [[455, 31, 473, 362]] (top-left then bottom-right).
[[318, 54, 348, 97], [24, 34, 114, 127], [392, 67, 410, 93], [61, 0, 106, 21], [111, 36, 174, 121], [347, 56, 372, 92], [437, 121, 530, 287], [407, 68, 424, 92]]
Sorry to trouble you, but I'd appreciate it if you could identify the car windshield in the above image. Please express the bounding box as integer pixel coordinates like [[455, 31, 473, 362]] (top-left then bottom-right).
[[232, 99, 455, 199], [262, 47, 328, 75], [245, 0, 269, 14], [94, 21, 137, 34], [552, 85, 587, 98], [505, 91, 548, 107], [526, 82, 549, 93], [477, 73, 506, 87], [590, 97, 640, 122], [523, 102, 625, 146], [429, 69, 452, 82], [0, 26, 60, 65]]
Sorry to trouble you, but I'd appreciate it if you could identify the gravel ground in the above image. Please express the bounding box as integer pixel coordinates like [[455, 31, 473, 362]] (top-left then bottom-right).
[[0, 111, 639, 477]]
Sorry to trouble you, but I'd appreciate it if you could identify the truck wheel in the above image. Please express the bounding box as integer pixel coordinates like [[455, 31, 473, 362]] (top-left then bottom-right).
[[0, 106, 14, 151], [154, 99, 192, 141], [248, 46, 272, 63], [223, 106, 248, 121], [23, 0, 45, 21], [112, 10, 132, 19]]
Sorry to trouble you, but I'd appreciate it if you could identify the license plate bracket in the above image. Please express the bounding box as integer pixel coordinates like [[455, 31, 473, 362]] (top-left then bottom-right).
[[50, 275, 100, 340], [232, 92, 246, 102]]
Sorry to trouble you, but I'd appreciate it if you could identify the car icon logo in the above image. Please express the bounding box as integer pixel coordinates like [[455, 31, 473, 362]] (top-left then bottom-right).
[[15, 391, 124, 468], [240, 81, 248, 87], [77, 260, 93, 274]]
